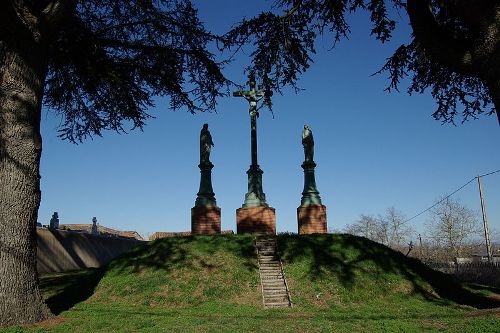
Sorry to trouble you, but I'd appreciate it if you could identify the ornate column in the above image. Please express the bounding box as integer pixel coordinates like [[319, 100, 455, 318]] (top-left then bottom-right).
[[297, 125, 327, 234], [191, 124, 221, 234]]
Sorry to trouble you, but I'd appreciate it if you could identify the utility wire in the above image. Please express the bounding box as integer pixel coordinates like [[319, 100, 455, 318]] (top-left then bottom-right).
[[404, 168, 500, 224], [479, 169, 500, 178]]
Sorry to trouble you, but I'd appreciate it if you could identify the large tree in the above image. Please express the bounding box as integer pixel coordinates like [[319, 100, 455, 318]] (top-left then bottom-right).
[[224, 0, 500, 124], [0, 0, 227, 327]]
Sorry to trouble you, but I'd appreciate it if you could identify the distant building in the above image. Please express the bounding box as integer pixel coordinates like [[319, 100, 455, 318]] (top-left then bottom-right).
[[149, 230, 234, 241], [59, 222, 144, 241], [471, 253, 500, 263]]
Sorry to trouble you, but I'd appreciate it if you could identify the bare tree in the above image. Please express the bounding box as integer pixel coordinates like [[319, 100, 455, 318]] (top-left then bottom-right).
[[379, 207, 415, 247], [344, 214, 381, 242], [425, 197, 482, 260]]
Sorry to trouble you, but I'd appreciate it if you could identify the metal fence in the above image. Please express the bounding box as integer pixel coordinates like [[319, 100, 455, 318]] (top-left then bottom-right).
[[425, 261, 500, 287]]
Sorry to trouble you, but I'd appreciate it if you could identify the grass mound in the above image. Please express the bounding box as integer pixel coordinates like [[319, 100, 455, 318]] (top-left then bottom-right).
[[3, 233, 500, 332], [278, 234, 500, 311], [93, 234, 261, 307]]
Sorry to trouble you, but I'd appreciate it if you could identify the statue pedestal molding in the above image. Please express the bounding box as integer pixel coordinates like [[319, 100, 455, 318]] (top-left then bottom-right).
[[236, 206, 276, 235], [297, 151, 327, 234], [297, 204, 327, 234], [191, 159, 221, 235], [191, 206, 221, 234]]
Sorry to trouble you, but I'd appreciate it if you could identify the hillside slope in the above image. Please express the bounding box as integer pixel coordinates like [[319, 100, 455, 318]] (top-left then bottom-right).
[[278, 234, 500, 310], [3, 234, 500, 332]]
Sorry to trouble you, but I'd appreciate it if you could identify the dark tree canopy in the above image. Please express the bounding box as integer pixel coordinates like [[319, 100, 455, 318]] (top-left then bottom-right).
[[1, 0, 230, 327], [223, 0, 500, 125], [42, 0, 229, 142]]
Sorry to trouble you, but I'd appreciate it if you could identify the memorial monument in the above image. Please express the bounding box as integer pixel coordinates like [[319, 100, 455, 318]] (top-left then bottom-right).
[[297, 125, 327, 234], [191, 124, 221, 234], [233, 74, 276, 234]]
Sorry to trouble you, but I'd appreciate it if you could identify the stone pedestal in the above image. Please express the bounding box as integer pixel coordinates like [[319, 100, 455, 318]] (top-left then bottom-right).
[[191, 206, 221, 234], [192, 161, 221, 235], [236, 206, 276, 234], [297, 159, 327, 234], [297, 205, 327, 234]]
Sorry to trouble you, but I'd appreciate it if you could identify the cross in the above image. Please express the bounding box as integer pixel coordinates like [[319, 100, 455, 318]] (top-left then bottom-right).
[[233, 73, 273, 167], [233, 73, 273, 208]]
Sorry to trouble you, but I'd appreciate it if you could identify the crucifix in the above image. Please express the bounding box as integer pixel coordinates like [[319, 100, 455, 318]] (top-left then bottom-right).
[[233, 73, 273, 208]]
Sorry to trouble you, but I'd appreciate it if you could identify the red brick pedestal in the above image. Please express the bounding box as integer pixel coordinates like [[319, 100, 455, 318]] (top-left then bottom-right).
[[191, 206, 221, 234], [297, 205, 327, 234], [236, 206, 276, 234]]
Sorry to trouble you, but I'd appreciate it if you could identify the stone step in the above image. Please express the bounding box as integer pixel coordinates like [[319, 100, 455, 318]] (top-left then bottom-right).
[[262, 281, 285, 285], [264, 294, 289, 299], [260, 270, 282, 274], [262, 285, 285, 289], [263, 286, 286, 294], [259, 264, 281, 268], [261, 278, 283, 283], [265, 302, 290, 308]]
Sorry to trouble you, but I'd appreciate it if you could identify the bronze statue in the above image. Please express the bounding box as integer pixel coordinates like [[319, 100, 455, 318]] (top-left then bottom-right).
[[200, 123, 214, 165], [302, 125, 314, 163]]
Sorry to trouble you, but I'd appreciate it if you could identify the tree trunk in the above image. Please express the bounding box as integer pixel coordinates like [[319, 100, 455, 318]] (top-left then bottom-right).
[[0, 40, 52, 327]]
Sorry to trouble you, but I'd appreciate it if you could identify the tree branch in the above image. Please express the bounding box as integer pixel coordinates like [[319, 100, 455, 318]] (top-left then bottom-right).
[[406, 0, 476, 76], [40, 0, 77, 36]]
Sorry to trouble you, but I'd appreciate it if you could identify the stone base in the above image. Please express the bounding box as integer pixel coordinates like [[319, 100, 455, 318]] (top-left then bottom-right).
[[236, 206, 276, 235], [297, 205, 327, 234], [191, 206, 221, 234]]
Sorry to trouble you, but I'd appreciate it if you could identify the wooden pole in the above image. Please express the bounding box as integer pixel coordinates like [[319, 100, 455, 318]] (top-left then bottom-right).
[[418, 233, 423, 259], [477, 176, 493, 263]]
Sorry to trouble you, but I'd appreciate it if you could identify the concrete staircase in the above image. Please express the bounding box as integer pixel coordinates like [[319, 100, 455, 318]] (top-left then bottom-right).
[[256, 237, 292, 308]]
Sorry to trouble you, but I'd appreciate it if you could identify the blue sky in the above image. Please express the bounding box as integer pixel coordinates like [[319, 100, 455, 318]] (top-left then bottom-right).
[[38, 1, 500, 242]]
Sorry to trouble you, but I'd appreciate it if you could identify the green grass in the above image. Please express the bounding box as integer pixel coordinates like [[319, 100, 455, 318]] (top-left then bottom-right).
[[2, 234, 499, 332]]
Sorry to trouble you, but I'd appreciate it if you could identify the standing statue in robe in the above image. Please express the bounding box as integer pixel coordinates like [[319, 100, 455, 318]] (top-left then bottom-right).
[[200, 123, 214, 165], [302, 125, 314, 163]]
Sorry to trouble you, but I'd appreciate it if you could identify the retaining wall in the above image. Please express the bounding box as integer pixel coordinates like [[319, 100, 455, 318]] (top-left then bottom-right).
[[37, 228, 143, 274]]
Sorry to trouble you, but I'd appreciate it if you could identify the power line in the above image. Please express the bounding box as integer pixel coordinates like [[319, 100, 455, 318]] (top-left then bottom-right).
[[479, 169, 500, 178], [404, 168, 500, 224]]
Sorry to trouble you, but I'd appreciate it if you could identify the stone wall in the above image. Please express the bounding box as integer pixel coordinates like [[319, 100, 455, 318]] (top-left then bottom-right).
[[37, 228, 143, 274]]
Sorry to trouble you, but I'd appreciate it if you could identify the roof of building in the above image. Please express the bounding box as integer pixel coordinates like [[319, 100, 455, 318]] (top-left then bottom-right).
[[149, 230, 234, 241], [59, 224, 144, 241]]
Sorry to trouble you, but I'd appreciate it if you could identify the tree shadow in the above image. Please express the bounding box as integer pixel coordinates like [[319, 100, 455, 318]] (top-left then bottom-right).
[[107, 234, 258, 274], [277, 233, 500, 309], [41, 268, 106, 315]]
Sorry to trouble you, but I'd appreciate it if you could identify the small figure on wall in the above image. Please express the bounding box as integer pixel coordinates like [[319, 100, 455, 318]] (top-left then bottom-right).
[[302, 124, 314, 164], [200, 123, 214, 165]]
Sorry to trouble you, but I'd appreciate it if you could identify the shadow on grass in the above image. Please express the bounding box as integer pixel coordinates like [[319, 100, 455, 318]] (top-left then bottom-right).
[[277, 233, 500, 309], [107, 234, 258, 274], [41, 268, 106, 315], [466, 284, 500, 295]]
